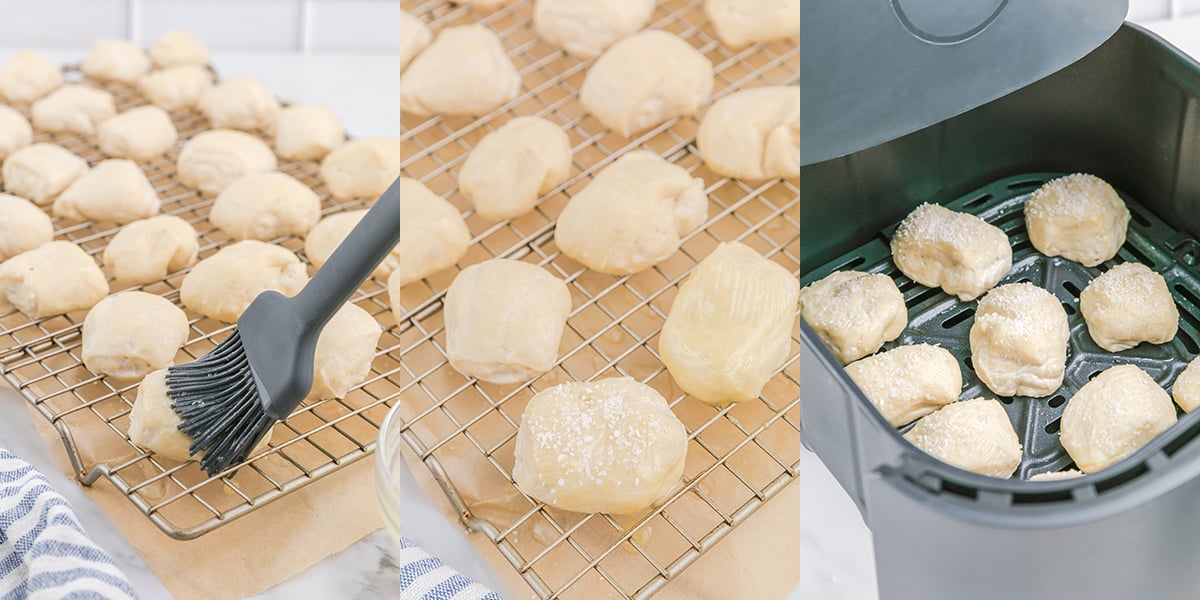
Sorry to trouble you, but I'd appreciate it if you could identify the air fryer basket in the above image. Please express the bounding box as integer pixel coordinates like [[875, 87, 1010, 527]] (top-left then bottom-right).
[[801, 24, 1200, 600]]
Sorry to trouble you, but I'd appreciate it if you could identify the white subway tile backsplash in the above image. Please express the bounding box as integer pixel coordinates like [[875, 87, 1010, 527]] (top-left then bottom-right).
[[0, 0, 129, 48], [309, 0, 400, 52], [137, 0, 302, 51]]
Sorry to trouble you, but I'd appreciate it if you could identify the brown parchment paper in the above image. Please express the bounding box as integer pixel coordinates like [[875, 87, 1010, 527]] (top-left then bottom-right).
[[30, 404, 382, 600]]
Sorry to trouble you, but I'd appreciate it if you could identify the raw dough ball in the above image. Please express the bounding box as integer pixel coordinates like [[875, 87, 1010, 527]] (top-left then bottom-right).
[[310, 303, 382, 399], [81, 39, 150, 84], [1028, 469, 1083, 482], [148, 29, 209, 68], [176, 129, 277, 197], [199, 76, 280, 132], [445, 259, 572, 384], [387, 270, 401, 320], [2, 143, 88, 205], [320, 138, 400, 201], [103, 215, 198, 286], [180, 241, 307, 322], [1173, 356, 1200, 413], [98, 105, 178, 161], [209, 172, 320, 241], [394, 178, 470, 287], [697, 85, 798, 181], [53, 159, 160, 224], [30, 85, 116, 135], [903, 398, 1021, 478], [399, 11, 432, 72], [555, 150, 707, 275], [513, 377, 688, 515], [845, 344, 961, 427], [129, 369, 274, 461], [0, 50, 62, 103], [82, 291, 189, 380], [0, 194, 52, 262], [580, 30, 713, 137], [797, 270, 906, 364], [534, 0, 655, 58], [459, 116, 572, 221], [137, 65, 213, 111], [305, 210, 400, 278], [400, 25, 520, 117], [0, 104, 32, 160], [1024, 173, 1129, 267], [970, 283, 1068, 398], [891, 203, 1012, 301], [274, 105, 344, 161], [0, 241, 108, 318], [1060, 364, 1177, 473], [704, 0, 800, 49], [660, 241, 800, 404], [1080, 263, 1178, 352]]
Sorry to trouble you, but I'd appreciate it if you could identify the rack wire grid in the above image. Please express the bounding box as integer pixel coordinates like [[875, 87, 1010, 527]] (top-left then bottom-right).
[[398, 1, 798, 598], [0, 67, 399, 539]]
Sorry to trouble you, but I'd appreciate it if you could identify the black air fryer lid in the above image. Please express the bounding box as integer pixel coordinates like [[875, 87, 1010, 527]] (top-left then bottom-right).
[[800, 0, 1128, 166]]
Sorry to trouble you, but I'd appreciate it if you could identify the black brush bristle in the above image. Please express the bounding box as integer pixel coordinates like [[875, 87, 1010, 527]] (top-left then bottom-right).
[[166, 331, 276, 475]]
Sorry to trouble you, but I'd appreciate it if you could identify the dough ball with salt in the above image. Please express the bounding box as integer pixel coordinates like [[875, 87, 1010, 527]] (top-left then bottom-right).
[[969, 282, 1069, 398], [891, 203, 1012, 301], [1173, 356, 1200, 413], [903, 397, 1021, 478], [1025, 173, 1129, 267], [1080, 263, 1178, 352], [797, 270, 906, 364], [513, 377, 688, 515], [1061, 364, 1176, 473], [845, 344, 961, 427]]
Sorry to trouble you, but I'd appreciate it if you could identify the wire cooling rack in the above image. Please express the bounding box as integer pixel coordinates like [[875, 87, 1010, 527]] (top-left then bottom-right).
[[398, 1, 798, 598], [0, 67, 399, 539]]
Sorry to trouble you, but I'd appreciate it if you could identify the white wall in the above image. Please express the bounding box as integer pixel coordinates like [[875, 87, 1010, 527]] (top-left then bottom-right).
[[1128, 0, 1200, 20], [0, 0, 399, 52]]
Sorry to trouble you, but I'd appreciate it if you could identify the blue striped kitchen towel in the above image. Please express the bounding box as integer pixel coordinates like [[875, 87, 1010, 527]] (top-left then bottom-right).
[[0, 448, 137, 599], [398, 536, 504, 600]]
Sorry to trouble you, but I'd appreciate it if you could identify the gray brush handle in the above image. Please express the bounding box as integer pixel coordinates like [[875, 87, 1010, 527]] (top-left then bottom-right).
[[292, 177, 400, 328]]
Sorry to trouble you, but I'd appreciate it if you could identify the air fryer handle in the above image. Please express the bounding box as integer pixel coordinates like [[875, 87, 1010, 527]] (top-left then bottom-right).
[[293, 177, 400, 327]]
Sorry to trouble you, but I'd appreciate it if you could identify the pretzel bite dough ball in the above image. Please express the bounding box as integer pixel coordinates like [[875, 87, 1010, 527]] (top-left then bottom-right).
[[445, 259, 572, 384], [179, 241, 306, 322], [54, 159, 160, 224], [209, 172, 321, 241], [845, 344, 961, 427], [513, 377, 688, 514], [1028, 470, 1083, 482], [891, 203, 1012, 301], [177, 130, 277, 197], [82, 292, 189, 380], [304, 210, 400, 279], [535, 0, 655, 59], [275, 105, 344, 161], [0, 50, 63, 103], [129, 369, 273, 461], [394, 178, 470, 287], [98, 106, 178, 161], [555, 151, 706, 275], [0, 104, 32, 160], [0, 194, 53, 262], [969, 283, 1069, 398], [797, 271, 907, 364], [137, 65, 213, 112], [148, 29, 209, 68], [1061, 364, 1177, 473], [2, 143, 88, 205], [0, 241, 108, 318], [696, 85, 798, 181], [310, 303, 383, 400], [1024, 174, 1130, 267], [320, 138, 400, 201], [459, 116, 572, 221], [1173, 356, 1200, 413], [199, 76, 280, 133], [903, 398, 1021, 478], [399, 11, 432, 72], [704, 0, 800, 49], [103, 215, 198, 286], [81, 39, 150, 83], [400, 25, 520, 117], [1080, 263, 1178, 352], [31, 85, 115, 135], [580, 30, 713, 137]]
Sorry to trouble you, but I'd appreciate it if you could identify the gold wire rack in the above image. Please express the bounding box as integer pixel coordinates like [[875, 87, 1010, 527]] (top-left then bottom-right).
[[0, 67, 400, 539], [398, 1, 798, 598]]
